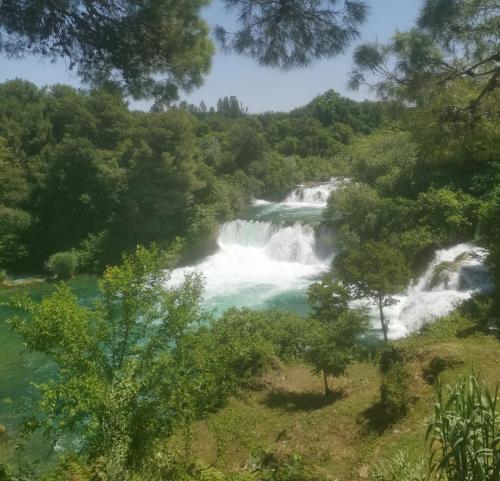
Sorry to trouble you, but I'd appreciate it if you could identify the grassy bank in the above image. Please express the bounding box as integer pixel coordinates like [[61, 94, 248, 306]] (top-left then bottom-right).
[[172, 310, 499, 480]]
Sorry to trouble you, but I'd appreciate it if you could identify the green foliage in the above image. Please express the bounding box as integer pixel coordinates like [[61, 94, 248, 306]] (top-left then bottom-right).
[[348, 130, 417, 196], [215, 1, 367, 70], [324, 183, 383, 248], [350, 0, 500, 108], [9, 246, 211, 476], [337, 241, 411, 343], [0, 80, 396, 273], [0, 137, 30, 267], [306, 309, 370, 394], [426, 374, 500, 481], [480, 185, 500, 311], [379, 347, 411, 421], [307, 275, 369, 394], [307, 274, 350, 325], [370, 451, 426, 481], [45, 251, 79, 280], [0, 0, 214, 105]]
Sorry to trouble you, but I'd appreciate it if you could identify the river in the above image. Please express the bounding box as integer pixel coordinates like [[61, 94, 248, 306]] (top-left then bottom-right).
[[0, 179, 491, 467]]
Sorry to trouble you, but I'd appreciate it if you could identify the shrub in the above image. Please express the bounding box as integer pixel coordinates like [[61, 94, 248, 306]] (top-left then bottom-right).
[[45, 251, 79, 280], [379, 347, 411, 421], [0, 269, 7, 286]]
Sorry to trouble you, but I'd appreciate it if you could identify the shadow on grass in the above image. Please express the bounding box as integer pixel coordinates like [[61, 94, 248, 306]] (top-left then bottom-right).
[[263, 389, 345, 412], [359, 402, 395, 434]]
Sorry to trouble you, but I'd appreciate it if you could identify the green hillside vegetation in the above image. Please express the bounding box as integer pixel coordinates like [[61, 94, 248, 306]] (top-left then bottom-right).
[[0, 0, 499, 480]]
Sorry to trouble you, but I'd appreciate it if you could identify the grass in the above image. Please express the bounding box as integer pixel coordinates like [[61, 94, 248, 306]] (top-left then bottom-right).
[[171, 311, 500, 481]]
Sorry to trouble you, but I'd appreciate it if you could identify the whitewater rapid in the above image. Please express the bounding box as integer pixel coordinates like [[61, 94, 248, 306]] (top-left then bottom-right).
[[170, 179, 491, 337], [169, 182, 339, 314], [385, 243, 491, 337]]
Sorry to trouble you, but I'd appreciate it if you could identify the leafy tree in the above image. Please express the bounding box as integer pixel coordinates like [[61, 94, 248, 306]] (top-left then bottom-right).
[[216, 0, 368, 69], [0, 138, 30, 267], [349, 0, 500, 110], [249, 152, 303, 200], [0, 0, 214, 105], [216, 96, 248, 117], [113, 110, 205, 251], [337, 241, 411, 343], [306, 309, 369, 395], [323, 183, 383, 248], [348, 130, 418, 197], [307, 275, 369, 395], [480, 186, 500, 315], [33, 137, 124, 259], [224, 120, 267, 172], [307, 274, 350, 324], [9, 245, 281, 477]]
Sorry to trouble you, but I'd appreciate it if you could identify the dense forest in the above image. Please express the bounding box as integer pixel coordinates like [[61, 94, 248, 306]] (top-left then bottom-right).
[[0, 83, 396, 272], [0, 0, 499, 480]]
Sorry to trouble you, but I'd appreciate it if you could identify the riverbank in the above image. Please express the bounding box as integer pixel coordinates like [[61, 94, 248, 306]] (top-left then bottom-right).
[[166, 306, 499, 480]]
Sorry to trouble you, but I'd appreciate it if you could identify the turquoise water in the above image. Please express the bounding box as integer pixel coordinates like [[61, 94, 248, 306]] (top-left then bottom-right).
[[0, 276, 99, 468], [0, 183, 338, 468]]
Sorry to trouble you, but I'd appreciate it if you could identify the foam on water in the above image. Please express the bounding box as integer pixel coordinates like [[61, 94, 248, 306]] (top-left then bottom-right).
[[170, 219, 331, 314], [171, 179, 491, 335], [385, 243, 491, 338]]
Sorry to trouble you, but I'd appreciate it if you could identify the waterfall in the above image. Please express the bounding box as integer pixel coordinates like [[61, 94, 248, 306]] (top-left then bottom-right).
[[387, 244, 492, 337], [219, 220, 323, 264], [169, 218, 332, 314], [170, 179, 491, 333], [283, 178, 343, 207]]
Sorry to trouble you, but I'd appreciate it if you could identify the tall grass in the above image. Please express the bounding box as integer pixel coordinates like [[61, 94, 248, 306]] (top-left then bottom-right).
[[426, 374, 499, 481]]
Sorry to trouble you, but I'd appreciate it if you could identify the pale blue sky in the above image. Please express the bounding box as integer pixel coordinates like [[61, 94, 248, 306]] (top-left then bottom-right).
[[0, 0, 422, 112]]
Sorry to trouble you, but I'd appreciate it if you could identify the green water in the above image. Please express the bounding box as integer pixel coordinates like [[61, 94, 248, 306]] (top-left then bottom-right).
[[0, 276, 99, 469]]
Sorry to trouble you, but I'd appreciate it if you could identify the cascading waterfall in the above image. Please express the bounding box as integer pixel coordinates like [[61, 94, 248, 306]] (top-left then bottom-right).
[[385, 244, 492, 337], [169, 183, 338, 314], [283, 178, 344, 207], [170, 179, 491, 335]]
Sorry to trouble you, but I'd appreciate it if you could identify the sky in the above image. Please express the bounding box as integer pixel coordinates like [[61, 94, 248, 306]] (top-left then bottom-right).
[[0, 0, 422, 113]]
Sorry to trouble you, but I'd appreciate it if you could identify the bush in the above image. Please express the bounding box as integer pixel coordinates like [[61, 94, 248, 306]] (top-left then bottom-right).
[[45, 251, 79, 280], [379, 347, 411, 421], [0, 269, 7, 286]]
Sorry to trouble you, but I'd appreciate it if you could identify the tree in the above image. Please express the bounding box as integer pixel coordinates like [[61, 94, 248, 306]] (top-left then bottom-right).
[[323, 183, 383, 248], [307, 274, 350, 324], [9, 245, 221, 477], [307, 275, 369, 395], [337, 241, 411, 343], [349, 0, 500, 110], [0, 138, 31, 268], [215, 0, 368, 69], [0, 0, 214, 106], [306, 310, 369, 395]]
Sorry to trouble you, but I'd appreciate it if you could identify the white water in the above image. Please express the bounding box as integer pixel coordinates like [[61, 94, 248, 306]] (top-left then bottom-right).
[[171, 180, 491, 336], [385, 244, 491, 338], [170, 182, 339, 314]]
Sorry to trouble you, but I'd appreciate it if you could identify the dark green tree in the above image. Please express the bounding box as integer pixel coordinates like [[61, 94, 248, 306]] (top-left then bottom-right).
[[0, 0, 214, 105], [216, 0, 368, 69], [0, 138, 31, 268], [337, 241, 411, 343], [349, 0, 500, 110]]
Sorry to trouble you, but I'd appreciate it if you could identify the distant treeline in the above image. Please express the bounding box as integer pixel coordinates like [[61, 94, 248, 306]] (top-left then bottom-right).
[[0, 82, 398, 272]]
